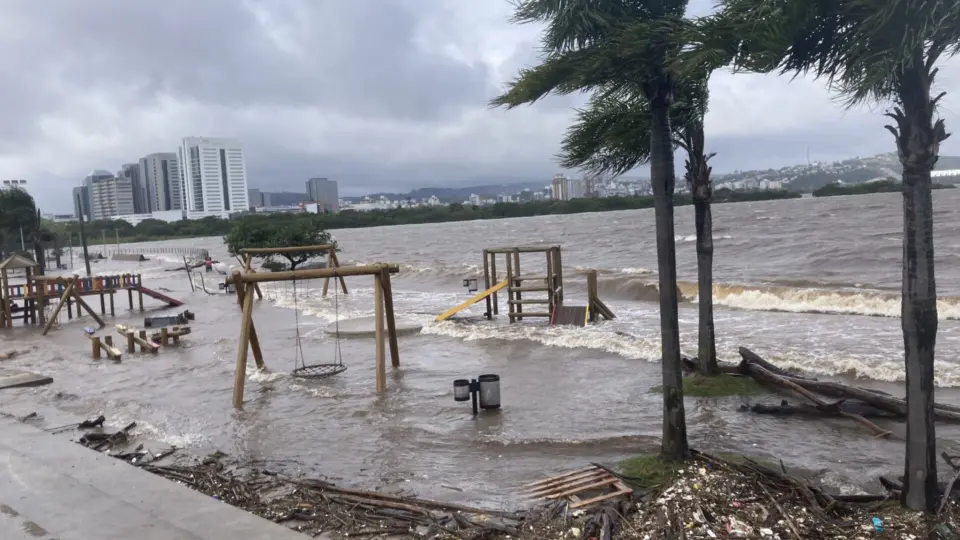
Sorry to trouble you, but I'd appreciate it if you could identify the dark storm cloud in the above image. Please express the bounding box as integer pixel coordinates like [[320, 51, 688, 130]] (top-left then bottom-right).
[[4, 0, 489, 122]]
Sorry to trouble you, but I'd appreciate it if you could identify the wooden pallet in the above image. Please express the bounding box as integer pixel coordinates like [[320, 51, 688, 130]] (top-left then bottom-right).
[[520, 466, 632, 509]]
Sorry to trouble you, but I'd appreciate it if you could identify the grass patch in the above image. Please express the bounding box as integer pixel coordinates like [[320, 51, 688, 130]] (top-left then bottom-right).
[[616, 454, 684, 489], [649, 374, 766, 398]]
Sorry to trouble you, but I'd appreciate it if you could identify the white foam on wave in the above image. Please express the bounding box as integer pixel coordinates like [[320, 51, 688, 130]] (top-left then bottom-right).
[[422, 320, 662, 361], [125, 418, 210, 448], [763, 349, 960, 387], [706, 286, 960, 320]]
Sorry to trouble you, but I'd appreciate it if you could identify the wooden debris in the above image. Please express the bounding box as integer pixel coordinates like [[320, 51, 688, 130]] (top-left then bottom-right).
[[521, 465, 632, 509]]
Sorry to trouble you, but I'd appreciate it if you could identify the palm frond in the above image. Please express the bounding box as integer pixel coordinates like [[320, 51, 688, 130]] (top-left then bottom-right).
[[558, 91, 654, 176], [697, 0, 960, 108], [510, 0, 689, 51], [489, 46, 629, 108], [558, 70, 710, 177]]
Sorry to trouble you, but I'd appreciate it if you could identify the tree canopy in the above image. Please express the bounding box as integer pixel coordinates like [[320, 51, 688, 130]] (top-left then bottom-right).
[[224, 214, 334, 270]]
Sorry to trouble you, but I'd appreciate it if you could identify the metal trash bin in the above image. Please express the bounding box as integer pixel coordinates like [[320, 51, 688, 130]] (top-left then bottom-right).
[[453, 379, 471, 402], [477, 374, 501, 410]]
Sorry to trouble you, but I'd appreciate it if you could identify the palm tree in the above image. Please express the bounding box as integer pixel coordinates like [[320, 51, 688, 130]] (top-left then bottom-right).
[[691, 0, 960, 511], [558, 77, 719, 375], [491, 0, 692, 460]]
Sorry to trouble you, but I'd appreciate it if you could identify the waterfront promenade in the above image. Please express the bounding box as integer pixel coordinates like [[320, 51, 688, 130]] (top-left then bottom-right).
[[0, 416, 306, 540]]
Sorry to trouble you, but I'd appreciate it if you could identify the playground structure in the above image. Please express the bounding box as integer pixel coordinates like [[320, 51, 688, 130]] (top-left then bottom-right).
[[227, 261, 402, 409], [0, 256, 185, 332], [435, 246, 615, 326]]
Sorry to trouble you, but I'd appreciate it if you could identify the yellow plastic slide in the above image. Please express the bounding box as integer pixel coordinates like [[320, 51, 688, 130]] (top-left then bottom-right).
[[435, 279, 509, 321]]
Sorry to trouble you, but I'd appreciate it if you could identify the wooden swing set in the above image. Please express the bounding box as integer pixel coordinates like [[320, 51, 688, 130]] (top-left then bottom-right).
[[227, 260, 402, 409]]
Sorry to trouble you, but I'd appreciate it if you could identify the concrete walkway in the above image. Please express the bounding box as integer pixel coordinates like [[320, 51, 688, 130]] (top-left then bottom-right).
[[0, 417, 306, 540]]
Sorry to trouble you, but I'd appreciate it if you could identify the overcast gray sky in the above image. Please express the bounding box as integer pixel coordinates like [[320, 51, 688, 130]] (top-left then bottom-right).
[[3, 0, 959, 213]]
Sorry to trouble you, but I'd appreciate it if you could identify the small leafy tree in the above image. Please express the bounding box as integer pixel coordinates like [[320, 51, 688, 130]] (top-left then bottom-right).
[[225, 215, 334, 270]]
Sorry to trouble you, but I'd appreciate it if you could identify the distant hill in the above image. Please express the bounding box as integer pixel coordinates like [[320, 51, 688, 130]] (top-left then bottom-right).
[[346, 182, 548, 203], [714, 152, 960, 192]]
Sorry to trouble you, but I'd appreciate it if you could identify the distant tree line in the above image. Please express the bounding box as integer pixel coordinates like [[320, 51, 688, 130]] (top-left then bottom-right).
[[813, 179, 956, 197], [48, 189, 800, 244]]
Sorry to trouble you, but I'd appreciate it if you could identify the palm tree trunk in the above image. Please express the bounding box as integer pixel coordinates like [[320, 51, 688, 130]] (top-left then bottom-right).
[[895, 59, 940, 512], [694, 198, 718, 374], [650, 88, 688, 462]]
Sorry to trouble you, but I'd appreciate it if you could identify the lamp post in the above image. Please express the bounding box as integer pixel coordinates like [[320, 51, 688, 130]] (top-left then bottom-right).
[[453, 374, 501, 416]]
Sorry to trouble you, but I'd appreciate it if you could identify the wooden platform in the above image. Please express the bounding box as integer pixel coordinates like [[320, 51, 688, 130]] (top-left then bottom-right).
[[520, 465, 632, 509], [0, 370, 53, 390]]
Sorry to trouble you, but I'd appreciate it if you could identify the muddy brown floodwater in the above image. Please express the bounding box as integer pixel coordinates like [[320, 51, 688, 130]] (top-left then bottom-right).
[[3, 190, 960, 508]]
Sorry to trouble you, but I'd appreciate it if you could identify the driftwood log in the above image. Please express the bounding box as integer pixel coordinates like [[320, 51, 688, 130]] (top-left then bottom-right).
[[743, 400, 898, 419], [733, 347, 960, 424]]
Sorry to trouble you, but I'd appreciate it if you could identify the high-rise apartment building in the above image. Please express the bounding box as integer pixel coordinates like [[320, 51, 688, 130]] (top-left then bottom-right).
[[305, 177, 339, 213], [119, 163, 149, 214], [178, 137, 248, 216], [247, 188, 270, 209], [551, 174, 568, 201], [87, 171, 135, 220], [139, 152, 183, 212]]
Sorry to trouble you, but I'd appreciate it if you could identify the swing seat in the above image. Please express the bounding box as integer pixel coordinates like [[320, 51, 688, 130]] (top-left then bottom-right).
[[292, 363, 348, 379]]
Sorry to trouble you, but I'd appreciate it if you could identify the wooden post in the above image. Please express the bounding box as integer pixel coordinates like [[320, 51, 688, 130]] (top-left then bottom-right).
[[330, 251, 348, 294], [42, 280, 77, 335], [321, 249, 333, 297], [67, 297, 73, 319], [100, 292, 106, 315], [505, 254, 514, 322], [109, 291, 115, 316], [233, 280, 256, 409], [125, 330, 135, 353], [379, 269, 400, 368], [587, 270, 598, 323], [512, 249, 522, 321], [37, 278, 46, 325], [70, 286, 106, 328], [490, 254, 498, 315], [482, 249, 492, 318], [183, 256, 196, 292], [160, 327, 169, 346], [243, 254, 263, 300], [127, 288, 133, 309], [553, 247, 564, 306], [0, 269, 9, 328], [137, 274, 144, 311], [374, 273, 386, 392], [546, 249, 555, 316], [139, 330, 149, 352], [235, 281, 265, 369], [92, 337, 102, 360]]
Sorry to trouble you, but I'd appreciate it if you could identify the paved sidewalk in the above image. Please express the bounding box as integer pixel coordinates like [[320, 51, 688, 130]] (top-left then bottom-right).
[[0, 417, 307, 540]]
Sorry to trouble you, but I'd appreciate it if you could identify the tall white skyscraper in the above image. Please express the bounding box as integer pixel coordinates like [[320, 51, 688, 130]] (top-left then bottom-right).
[[178, 137, 249, 216], [139, 152, 183, 212]]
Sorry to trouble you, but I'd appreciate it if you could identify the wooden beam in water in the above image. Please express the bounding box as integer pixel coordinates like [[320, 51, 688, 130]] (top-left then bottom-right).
[[116, 324, 159, 353]]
